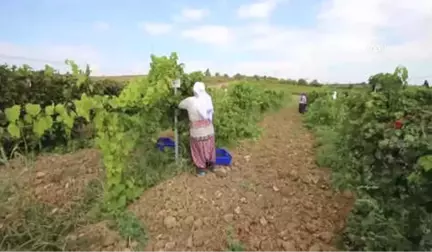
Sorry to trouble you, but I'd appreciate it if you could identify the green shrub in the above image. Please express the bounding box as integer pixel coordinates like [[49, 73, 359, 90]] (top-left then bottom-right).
[[306, 66, 432, 250], [0, 64, 124, 158]]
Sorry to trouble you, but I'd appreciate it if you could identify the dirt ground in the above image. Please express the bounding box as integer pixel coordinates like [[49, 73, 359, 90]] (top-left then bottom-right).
[[0, 104, 353, 251], [0, 149, 103, 209], [129, 106, 353, 251]]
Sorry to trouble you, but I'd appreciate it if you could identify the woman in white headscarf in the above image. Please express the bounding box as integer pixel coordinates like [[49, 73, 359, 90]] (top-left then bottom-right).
[[179, 82, 216, 177], [299, 92, 307, 114]]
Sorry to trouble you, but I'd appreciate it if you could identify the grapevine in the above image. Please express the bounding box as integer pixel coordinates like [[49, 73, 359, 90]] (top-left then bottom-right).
[[0, 52, 286, 213], [305, 66, 432, 250]]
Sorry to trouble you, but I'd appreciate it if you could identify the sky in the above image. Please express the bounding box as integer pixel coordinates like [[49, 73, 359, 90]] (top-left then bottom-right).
[[0, 0, 431, 83]]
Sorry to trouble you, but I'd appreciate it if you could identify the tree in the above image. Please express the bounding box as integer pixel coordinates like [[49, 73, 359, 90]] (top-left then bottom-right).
[[204, 68, 211, 77], [189, 71, 204, 81], [215, 72, 220, 77], [368, 66, 408, 92], [298, 78, 308, 86], [424, 80, 430, 88], [310, 79, 320, 86], [285, 79, 297, 85]]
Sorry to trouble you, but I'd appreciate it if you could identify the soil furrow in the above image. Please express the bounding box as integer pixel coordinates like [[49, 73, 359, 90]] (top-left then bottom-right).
[[129, 106, 353, 251]]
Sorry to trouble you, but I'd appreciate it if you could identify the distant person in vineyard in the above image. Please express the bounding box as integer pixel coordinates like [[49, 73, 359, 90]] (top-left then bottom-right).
[[178, 82, 216, 177], [299, 93, 307, 114], [332, 91, 338, 100]]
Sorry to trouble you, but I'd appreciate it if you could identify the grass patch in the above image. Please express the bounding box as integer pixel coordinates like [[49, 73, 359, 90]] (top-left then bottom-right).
[[0, 177, 104, 251], [128, 143, 193, 190], [111, 211, 148, 250], [226, 226, 245, 251]]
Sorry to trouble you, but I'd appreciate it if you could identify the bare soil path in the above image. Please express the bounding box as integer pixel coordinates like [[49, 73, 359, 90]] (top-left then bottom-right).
[[129, 106, 353, 251]]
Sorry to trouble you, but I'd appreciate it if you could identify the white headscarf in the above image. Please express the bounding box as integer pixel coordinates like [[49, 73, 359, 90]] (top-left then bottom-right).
[[193, 82, 214, 121]]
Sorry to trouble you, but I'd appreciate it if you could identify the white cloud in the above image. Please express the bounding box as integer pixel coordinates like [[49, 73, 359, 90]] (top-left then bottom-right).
[[0, 42, 102, 73], [182, 60, 214, 73], [0, 43, 154, 76], [92, 21, 110, 32], [96, 61, 150, 76], [139, 22, 172, 35], [174, 8, 209, 22], [3, 0, 431, 83], [181, 25, 234, 46], [237, 0, 280, 19], [211, 0, 432, 82]]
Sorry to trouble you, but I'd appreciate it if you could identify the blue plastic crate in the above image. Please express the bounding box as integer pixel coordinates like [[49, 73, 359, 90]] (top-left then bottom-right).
[[156, 137, 175, 151], [215, 148, 232, 166]]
